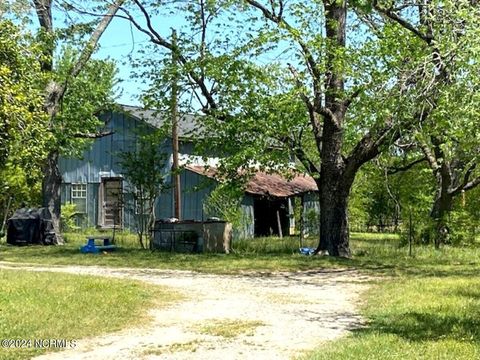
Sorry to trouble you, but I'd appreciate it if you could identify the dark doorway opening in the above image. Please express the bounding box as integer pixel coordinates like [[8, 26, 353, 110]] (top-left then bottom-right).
[[253, 197, 289, 237]]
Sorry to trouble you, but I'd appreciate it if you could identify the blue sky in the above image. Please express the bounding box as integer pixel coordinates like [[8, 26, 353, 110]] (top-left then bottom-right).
[[95, 18, 148, 106], [56, 3, 315, 108], [94, 11, 189, 106]]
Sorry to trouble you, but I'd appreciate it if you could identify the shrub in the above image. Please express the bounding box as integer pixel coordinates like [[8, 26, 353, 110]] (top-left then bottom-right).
[[60, 203, 80, 232]]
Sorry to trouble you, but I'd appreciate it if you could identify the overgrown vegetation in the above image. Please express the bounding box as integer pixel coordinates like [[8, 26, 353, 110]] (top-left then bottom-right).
[[0, 19, 48, 215], [0, 234, 339, 274], [60, 203, 80, 232], [203, 183, 244, 228], [0, 269, 181, 360], [1, 231, 479, 275]]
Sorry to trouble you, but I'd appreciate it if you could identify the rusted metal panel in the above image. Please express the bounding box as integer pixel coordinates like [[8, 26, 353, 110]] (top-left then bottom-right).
[[185, 165, 318, 198]]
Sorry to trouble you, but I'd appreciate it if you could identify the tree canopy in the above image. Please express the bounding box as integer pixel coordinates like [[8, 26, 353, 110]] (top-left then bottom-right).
[[0, 19, 49, 209], [113, 0, 480, 256]]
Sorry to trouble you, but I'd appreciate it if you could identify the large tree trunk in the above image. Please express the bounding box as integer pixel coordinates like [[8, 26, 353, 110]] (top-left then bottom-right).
[[318, 187, 351, 257], [33, 1, 124, 245], [313, 1, 352, 258], [316, 164, 355, 258], [430, 189, 453, 249], [42, 151, 64, 244]]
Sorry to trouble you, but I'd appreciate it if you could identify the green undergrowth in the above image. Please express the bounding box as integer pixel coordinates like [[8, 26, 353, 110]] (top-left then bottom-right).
[[0, 232, 343, 273]]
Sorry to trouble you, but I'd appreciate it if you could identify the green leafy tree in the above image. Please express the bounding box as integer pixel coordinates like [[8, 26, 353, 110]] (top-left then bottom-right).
[[0, 19, 49, 216], [372, 0, 480, 247], [120, 0, 446, 257], [118, 129, 168, 249], [350, 156, 434, 242], [203, 183, 244, 228], [26, 0, 125, 243], [53, 48, 118, 157]]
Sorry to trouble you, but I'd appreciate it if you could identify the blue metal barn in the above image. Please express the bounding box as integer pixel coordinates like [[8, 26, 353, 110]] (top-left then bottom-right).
[[59, 105, 320, 239]]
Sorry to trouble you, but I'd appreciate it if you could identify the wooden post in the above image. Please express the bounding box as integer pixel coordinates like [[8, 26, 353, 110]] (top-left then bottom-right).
[[276, 210, 283, 238], [1, 196, 12, 235], [171, 29, 181, 221], [409, 211, 413, 257], [299, 196, 304, 248]]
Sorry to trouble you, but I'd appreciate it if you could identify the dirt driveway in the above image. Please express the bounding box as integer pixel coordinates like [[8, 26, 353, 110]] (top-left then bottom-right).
[[0, 263, 371, 360]]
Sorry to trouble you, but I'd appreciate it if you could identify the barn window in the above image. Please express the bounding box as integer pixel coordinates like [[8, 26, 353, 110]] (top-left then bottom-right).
[[71, 184, 87, 213]]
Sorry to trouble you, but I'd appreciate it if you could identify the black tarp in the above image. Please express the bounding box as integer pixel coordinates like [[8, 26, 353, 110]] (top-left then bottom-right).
[[6, 208, 56, 245]]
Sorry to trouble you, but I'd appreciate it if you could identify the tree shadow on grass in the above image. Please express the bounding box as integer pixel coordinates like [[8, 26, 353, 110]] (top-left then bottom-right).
[[342, 255, 480, 279], [353, 310, 480, 343], [450, 288, 480, 300]]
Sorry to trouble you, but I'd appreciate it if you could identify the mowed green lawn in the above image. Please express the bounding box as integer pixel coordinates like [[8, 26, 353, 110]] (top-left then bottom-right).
[[304, 234, 480, 360], [305, 277, 480, 360], [0, 270, 181, 360], [1, 232, 480, 359]]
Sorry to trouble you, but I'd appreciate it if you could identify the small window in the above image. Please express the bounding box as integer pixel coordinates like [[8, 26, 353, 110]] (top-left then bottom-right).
[[71, 184, 87, 213]]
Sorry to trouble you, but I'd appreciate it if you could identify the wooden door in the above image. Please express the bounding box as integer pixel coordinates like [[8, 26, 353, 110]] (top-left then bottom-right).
[[102, 178, 123, 228]]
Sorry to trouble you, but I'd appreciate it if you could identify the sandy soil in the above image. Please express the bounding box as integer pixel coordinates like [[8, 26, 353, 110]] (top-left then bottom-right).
[[0, 263, 371, 360]]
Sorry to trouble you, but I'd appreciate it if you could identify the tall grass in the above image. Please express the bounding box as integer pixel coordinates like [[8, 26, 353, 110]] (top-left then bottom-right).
[[2, 230, 480, 275], [63, 228, 140, 248], [231, 236, 318, 254]]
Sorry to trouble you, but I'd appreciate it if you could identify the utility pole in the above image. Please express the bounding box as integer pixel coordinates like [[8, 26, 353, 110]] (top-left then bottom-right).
[[171, 29, 181, 220]]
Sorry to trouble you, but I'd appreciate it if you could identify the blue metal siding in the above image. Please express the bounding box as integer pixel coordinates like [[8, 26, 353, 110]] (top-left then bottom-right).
[[156, 169, 215, 221], [303, 192, 320, 236], [236, 195, 254, 239], [59, 112, 154, 230], [59, 112, 144, 184], [59, 110, 259, 235], [123, 191, 136, 230]]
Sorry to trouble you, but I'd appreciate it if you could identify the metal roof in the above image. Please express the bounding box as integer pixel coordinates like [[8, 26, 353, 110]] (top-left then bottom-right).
[[120, 104, 203, 138], [185, 165, 318, 198]]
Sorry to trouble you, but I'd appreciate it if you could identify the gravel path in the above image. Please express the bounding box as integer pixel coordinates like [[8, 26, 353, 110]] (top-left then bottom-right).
[[0, 263, 371, 360]]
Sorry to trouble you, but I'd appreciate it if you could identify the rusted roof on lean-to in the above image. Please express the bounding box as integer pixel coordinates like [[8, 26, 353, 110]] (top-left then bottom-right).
[[185, 165, 318, 198]]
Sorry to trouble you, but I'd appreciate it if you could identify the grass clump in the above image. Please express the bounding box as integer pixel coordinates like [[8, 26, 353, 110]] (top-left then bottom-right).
[[142, 340, 200, 356], [0, 270, 181, 360], [194, 319, 264, 338]]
